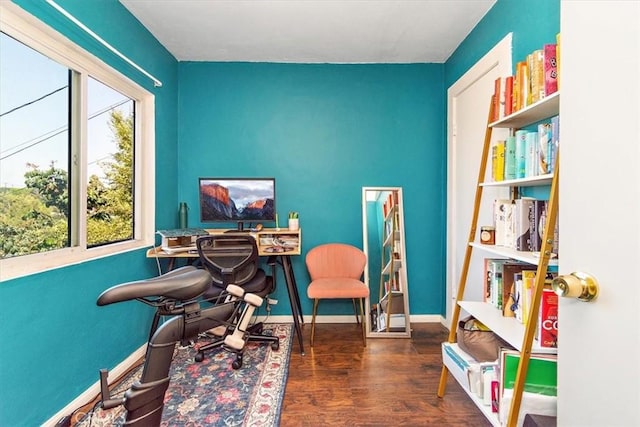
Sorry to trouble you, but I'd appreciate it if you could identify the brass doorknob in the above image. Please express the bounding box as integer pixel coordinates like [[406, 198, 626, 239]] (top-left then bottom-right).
[[551, 272, 599, 302]]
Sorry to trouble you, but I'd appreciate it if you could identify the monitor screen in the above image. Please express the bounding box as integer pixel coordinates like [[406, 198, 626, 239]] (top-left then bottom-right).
[[199, 178, 276, 226]]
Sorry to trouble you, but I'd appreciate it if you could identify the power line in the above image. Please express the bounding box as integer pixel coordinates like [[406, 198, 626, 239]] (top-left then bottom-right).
[[0, 85, 68, 117], [0, 98, 131, 161]]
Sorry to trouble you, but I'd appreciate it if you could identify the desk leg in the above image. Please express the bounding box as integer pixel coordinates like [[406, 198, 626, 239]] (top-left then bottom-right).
[[284, 256, 304, 325], [281, 255, 305, 355]]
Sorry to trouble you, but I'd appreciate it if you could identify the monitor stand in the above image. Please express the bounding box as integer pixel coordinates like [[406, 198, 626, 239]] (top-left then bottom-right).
[[226, 221, 251, 233]]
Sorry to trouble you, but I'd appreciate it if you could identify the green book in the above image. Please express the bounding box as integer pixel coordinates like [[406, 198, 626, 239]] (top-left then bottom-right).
[[501, 351, 557, 396]]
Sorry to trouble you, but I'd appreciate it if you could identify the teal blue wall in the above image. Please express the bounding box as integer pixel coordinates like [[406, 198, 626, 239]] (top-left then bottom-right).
[[0, 0, 561, 424], [446, 0, 560, 87], [1, 1, 179, 425], [177, 62, 446, 317]]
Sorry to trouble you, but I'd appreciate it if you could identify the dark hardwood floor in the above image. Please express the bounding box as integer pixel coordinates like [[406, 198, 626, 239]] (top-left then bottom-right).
[[280, 322, 491, 427]]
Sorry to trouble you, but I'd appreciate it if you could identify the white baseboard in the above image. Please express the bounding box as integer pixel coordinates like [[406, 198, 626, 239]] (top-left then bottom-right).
[[43, 343, 147, 427], [258, 314, 444, 324]]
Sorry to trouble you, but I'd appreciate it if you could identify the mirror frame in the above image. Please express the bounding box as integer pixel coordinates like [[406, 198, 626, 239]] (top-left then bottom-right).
[[362, 187, 411, 338]]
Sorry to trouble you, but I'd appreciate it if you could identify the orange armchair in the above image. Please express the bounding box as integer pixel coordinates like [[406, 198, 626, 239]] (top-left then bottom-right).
[[305, 243, 369, 347]]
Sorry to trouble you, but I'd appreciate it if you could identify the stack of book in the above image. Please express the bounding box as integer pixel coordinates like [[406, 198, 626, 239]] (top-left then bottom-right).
[[483, 258, 558, 346], [491, 33, 560, 123], [490, 115, 559, 182], [491, 197, 559, 254]]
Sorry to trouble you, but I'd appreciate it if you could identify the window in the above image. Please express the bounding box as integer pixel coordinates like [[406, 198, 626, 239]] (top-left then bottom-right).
[[0, 3, 155, 280]]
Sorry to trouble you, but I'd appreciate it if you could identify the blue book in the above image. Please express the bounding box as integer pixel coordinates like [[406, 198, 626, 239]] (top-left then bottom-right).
[[515, 130, 528, 179], [549, 115, 560, 173], [537, 123, 552, 174]]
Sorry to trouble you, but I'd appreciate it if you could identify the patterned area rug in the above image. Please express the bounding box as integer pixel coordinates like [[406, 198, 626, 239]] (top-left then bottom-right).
[[76, 324, 292, 426]]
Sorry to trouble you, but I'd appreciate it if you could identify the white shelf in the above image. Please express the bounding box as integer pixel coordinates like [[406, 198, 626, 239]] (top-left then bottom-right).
[[458, 301, 557, 355], [442, 343, 501, 427], [380, 290, 404, 303], [384, 204, 397, 222], [489, 92, 559, 129], [481, 174, 553, 188], [469, 243, 558, 267], [383, 229, 400, 247], [382, 258, 403, 275]]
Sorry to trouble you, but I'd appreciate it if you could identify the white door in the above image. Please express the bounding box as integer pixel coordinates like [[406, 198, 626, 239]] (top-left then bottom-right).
[[558, 2, 640, 425], [446, 34, 511, 328]]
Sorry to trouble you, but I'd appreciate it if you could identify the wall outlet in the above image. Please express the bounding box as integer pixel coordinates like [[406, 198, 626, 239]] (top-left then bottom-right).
[[267, 298, 278, 305]]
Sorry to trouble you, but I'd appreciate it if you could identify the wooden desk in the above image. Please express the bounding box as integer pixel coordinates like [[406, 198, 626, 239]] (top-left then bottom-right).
[[146, 228, 305, 354]]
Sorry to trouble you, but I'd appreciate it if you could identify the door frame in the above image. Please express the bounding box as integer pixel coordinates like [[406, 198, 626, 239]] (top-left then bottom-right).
[[445, 33, 512, 328]]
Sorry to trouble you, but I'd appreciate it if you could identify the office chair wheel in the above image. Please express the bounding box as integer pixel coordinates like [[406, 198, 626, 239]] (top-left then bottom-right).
[[232, 354, 243, 370], [271, 341, 279, 351], [195, 351, 205, 363]]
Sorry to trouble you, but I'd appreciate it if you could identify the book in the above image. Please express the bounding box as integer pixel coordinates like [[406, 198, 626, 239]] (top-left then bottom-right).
[[492, 140, 505, 181], [500, 350, 558, 396], [537, 288, 558, 348], [504, 136, 516, 180], [530, 200, 547, 252], [534, 199, 559, 255], [514, 60, 528, 111], [549, 115, 559, 173], [530, 49, 545, 104], [521, 270, 536, 324], [514, 198, 535, 251], [513, 272, 524, 322], [512, 64, 520, 113], [486, 259, 508, 309], [556, 33, 561, 90], [523, 52, 534, 107], [525, 131, 539, 177], [493, 199, 513, 247], [484, 258, 493, 303], [543, 43, 558, 96], [537, 122, 552, 175], [503, 76, 513, 117], [514, 130, 528, 179], [501, 262, 537, 317]]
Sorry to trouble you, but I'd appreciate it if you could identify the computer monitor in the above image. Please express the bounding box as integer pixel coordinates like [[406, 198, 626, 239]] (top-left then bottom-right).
[[198, 177, 276, 231]]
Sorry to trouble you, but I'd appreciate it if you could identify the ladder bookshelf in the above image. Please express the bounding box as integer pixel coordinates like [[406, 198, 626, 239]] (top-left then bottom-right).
[[437, 94, 560, 426]]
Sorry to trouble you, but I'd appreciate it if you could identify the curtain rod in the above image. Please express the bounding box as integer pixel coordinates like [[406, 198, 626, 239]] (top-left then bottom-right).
[[45, 0, 163, 87]]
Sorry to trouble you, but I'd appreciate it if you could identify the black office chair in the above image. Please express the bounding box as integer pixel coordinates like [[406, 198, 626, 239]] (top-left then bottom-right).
[[195, 234, 279, 367]]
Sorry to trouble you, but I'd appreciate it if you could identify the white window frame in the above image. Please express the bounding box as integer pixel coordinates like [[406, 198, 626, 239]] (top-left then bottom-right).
[[0, 2, 155, 281]]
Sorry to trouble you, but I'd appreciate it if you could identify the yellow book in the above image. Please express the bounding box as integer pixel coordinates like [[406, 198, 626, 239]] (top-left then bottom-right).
[[494, 140, 505, 181], [515, 61, 528, 111], [522, 270, 536, 324], [530, 49, 545, 103]]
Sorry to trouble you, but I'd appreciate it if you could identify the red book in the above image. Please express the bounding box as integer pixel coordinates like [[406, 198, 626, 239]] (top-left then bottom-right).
[[503, 76, 513, 117], [538, 288, 558, 347], [543, 43, 558, 96]]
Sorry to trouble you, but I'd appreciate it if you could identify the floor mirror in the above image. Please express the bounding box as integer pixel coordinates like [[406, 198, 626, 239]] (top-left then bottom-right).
[[362, 187, 411, 338]]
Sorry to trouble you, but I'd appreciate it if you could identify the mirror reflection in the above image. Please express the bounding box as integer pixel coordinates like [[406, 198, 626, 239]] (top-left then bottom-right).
[[362, 187, 411, 338]]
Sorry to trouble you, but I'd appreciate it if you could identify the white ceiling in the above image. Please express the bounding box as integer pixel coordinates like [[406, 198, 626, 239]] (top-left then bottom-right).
[[119, 0, 496, 64]]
